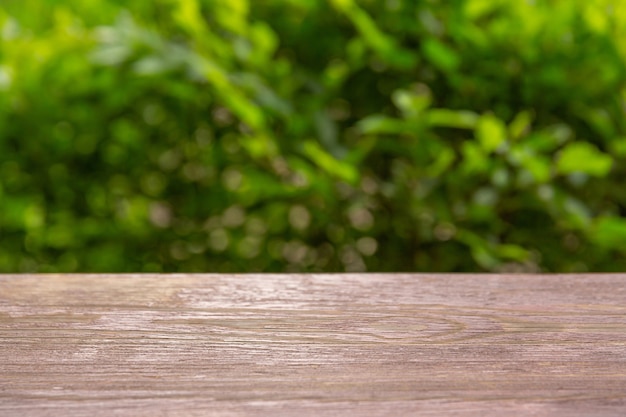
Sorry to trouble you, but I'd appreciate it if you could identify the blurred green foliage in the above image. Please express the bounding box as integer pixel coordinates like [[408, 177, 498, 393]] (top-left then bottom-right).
[[1, 0, 626, 273]]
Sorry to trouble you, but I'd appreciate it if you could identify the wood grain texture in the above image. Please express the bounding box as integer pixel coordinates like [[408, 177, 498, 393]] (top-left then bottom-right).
[[1, 273, 626, 416]]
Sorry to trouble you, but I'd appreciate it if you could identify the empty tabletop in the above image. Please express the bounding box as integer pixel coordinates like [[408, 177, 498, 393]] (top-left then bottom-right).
[[1, 273, 626, 416]]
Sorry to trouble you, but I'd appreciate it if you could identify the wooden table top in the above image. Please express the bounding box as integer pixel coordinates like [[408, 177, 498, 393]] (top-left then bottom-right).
[[1, 273, 625, 416]]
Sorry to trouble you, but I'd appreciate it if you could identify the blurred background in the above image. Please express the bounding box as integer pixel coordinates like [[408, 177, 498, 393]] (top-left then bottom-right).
[[1, 0, 626, 273]]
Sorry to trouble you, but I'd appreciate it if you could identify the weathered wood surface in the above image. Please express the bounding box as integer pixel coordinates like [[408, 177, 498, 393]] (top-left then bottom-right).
[[1, 273, 626, 416]]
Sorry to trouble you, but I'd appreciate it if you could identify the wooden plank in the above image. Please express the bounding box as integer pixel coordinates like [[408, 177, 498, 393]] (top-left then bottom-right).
[[1, 273, 625, 416]]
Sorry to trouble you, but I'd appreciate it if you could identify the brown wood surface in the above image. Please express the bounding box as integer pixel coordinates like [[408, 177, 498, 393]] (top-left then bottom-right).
[[1, 273, 626, 416]]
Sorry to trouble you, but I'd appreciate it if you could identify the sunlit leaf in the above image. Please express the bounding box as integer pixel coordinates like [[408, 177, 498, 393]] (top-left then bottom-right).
[[392, 88, 431, 117], [426, 109, 478, 129], [556, 142, 613, 177], [476, 114, 507, 152], [302, 140, 358, 184]]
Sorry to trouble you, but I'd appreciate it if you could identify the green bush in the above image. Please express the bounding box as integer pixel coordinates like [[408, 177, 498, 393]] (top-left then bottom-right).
[[1, 0, 626, 272]]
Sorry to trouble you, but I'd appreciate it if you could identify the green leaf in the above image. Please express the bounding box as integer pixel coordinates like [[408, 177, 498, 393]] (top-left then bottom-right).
[[302, 140, 358, 184], [609, 136, 626, 157], [240, 133, 278, 158], [509, 110, 533, 140], [331, 0, 417, 69], [509, 147, 551, 183], [591, 217, 626, 249], [428, 146, 455, 177], [358, 115, 415, 135], [422, 38, 460, 72], [426, 109, 478, 129], [522, 157, 551, 183], [392, 88, 431, 118], [497, 244, 530, 262], [556, 142, 613, 177], [250, 22, 278, 57], [476, 114, 507, 152], [461, 141, 489, 174]]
